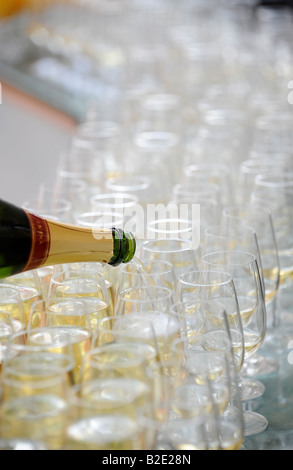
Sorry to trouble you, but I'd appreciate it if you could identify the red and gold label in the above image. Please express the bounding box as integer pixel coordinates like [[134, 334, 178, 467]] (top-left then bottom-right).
[[22, 212, 51, 272]]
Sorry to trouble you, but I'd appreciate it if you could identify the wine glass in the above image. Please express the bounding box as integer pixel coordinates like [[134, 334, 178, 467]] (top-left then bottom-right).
[[182, 163, 234, 207], [0, 285, 26, 333], [175, 271, 245, 373], [221, 204, 281, 376], [202, 224, 265, 296], [252, 172, 293, 325], [0, 348, 72, 450], [201, 251, 268, 436], [168, 335, 244, 450], [115, 287, 181, 357], [0, 284, 41, 328]]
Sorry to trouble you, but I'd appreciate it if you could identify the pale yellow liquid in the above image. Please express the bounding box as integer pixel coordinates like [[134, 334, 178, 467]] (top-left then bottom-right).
[[28, 327, 92, 384], [198, 330, 244, 372], [0, 318, 25, 370], [48, 299, 110, 331], [54, 278, 106, 299], [206, 296, 255, 329], [65, 415, 140, 450], [277, 251, 293, 288], [243, 330, 263, 358], [0, 286, 40, 326], [0, 394, 68, 450], [262, 262, 280, 303]]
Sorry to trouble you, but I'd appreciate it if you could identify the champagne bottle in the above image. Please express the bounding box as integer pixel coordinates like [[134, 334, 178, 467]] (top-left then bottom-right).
[[0, 199, 136, 279]]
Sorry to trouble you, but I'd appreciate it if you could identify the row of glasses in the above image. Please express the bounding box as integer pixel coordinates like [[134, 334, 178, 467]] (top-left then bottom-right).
[[3, 0, 293, 449]]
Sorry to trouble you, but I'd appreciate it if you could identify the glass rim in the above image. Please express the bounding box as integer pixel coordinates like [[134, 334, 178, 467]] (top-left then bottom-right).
[[202, 250, 257, 267], [90, 192, 139, 208], [147, 218, 193, 235], [106, 175, 151, 191], [177, 270, 233, 287], [141, 238, 193, 253], [255, 172, 293, 188], [117, 285, 173, 303]]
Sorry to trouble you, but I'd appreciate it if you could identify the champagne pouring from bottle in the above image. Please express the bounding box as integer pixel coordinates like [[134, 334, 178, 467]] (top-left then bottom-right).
[[0, 199, 136, 279]]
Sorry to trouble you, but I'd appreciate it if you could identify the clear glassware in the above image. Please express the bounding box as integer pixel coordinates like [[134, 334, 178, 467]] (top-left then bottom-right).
[[0, 285, 42, 327], [131, 131, 181, 203], [201, 251, 268, 436], [238, 157, 290, 205], [105, 175, 152, 205], [64, 389, 145, 450], [116, 259, 177, 302], [0, 285, 28, 343], [73, 120, 122, 180], [147, 216, 197, 248], [74, 209, 125, 231], [48, 268, 111, 313], [40, 180, 90, 223], [175, 271, 245, 373], [222, 207, 281, 308], [27, 299, 93, 385], [92, 313, 159, 363], [135, 92, 183, 134], [114, 285, 174, 315], [90, 192, 139, 215], [22, 196, 72, 223], [182, 163, 234, 207], [0, 349, 72, 450], [252, 172, 293, 332], [169, 336, 244, 450], [140, 238, 198, 279], [202, 224, 265, 296]]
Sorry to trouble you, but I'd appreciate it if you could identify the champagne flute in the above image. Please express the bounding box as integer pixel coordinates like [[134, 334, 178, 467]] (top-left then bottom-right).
[[201, 251, 268, 436]]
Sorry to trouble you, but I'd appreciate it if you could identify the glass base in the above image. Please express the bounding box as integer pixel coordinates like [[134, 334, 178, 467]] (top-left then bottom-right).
[[240, 377, 266, 401], [243, 411, 269, 437], [242, 355, 279, 378]]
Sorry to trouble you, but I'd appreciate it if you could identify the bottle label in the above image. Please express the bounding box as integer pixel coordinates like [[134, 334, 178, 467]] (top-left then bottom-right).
[[23, 212, 51, 271]]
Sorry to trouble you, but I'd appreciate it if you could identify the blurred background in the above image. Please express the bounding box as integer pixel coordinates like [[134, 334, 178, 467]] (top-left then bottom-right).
[[0, 0, 292, 206]]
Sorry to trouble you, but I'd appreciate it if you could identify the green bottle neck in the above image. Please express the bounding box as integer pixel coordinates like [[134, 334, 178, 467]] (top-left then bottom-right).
[[109, 228, 136, 266]]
